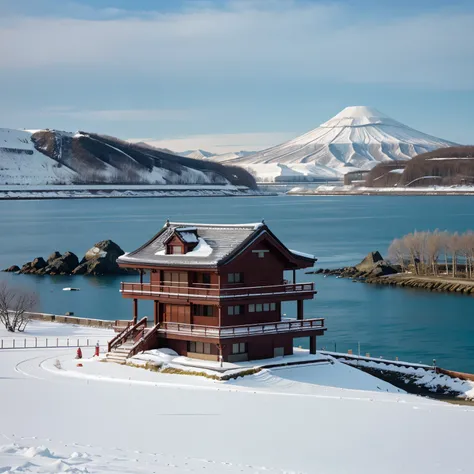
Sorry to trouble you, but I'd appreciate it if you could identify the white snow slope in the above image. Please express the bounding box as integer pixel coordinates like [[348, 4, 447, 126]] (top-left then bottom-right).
[[216, 106, 457, 181], [1, 321, 474, 474], [181, 149, 253, 161], [0, 129, 76, 185]]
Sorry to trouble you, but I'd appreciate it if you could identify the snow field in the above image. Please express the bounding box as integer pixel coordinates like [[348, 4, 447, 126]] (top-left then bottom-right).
[[1, 321, 474, 473]]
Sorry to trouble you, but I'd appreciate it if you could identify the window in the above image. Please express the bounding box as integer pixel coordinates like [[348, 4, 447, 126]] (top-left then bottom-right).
[[172, 245, 182, 254], [248, 303, 275, 313], [228, 272, 242, 283], [228, 305, 241, 316], [163, 271, 188, 287], [193, 305, 213, 317], [202, 273, 211, 285], [189, 341, 212, 354], [232, 342, 247, 354]]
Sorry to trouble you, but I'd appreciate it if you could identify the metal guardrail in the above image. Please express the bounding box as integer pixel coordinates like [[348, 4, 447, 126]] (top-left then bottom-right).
[[121, 282, 315, 300]]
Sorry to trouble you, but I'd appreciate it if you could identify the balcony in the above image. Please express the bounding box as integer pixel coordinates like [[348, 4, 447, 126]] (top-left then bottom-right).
[[159, 318, 325, 339], [120, 281, 315, 300]]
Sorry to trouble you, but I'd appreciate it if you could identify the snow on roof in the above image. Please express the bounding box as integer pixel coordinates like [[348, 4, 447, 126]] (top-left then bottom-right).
[[177, 231, 199, 244], [119, 222, 264, 267], [289, 249, 316, 260], [155, 237, 212, 258]]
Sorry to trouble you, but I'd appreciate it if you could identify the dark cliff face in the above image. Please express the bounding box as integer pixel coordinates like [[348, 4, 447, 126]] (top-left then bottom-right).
[[30, 130, 257, 188], [365, 146, 474, 188]]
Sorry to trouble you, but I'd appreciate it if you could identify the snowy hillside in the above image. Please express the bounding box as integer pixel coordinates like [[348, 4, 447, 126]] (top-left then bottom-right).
[[0, 129, 76, 185], [215, 106, 457, 181], [0, 129, 256, 187]]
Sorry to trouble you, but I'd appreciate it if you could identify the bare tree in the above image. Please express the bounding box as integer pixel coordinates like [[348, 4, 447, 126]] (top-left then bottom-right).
[[388, 238, 408, 271], [0, 282, 38, 332]]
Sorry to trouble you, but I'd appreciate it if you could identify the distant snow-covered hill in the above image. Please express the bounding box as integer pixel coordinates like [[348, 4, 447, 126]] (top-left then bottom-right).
[[180, 149, 253, 161], [0, 129, 256, 188], [212, 106, 458, 181]]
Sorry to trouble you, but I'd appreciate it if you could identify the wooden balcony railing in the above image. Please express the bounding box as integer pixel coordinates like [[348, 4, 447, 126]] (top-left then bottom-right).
[[159, 318, 325, 339], [120, 282, 315, 300]]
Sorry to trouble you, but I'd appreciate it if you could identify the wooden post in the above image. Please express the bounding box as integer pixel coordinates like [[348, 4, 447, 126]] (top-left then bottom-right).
[[133, 298, 138, 324], [292, 269, 296, 284], [154, 300, 159, 326], [297, 300, 304, 320], [140, 270, 143, 284], [310, 335, 316, 354]]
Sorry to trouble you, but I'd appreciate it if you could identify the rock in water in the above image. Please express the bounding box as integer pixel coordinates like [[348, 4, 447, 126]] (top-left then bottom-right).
[[42, 252, 80, 275], [4, 265, 20, 272], [20, 257, 47, 274], [47, 251, 62, 264], [355, 251, 384, 272], [73, 240, 125, 275]]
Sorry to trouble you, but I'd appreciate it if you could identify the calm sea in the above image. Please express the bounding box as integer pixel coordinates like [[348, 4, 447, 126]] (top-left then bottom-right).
[[1, 195, 473, 371]]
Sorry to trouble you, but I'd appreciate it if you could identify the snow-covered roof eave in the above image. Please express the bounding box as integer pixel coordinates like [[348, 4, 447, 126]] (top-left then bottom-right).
[[289, 249, 317, 261]]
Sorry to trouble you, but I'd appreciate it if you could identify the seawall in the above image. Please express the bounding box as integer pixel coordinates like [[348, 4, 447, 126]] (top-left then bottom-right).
[[365, 275, 474, 295]]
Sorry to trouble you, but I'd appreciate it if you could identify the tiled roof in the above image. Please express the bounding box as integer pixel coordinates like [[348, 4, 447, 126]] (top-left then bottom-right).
[[117, 222, 265, 268]]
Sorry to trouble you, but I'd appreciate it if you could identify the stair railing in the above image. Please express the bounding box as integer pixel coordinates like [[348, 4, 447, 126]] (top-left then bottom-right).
[[107, 317, 148, 353], [128, 323, 161, 358]]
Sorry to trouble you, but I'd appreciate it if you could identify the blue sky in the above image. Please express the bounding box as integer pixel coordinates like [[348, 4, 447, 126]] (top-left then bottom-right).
[[1, 0, 473, 152]]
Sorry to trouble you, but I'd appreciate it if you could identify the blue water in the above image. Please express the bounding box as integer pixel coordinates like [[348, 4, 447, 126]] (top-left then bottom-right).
[[1, 195, 473, 371]]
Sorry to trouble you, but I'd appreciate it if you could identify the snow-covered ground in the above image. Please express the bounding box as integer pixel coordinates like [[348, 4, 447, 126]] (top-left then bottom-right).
[[0, 184, 265, 200], [289, 184, 474, 195], [1, 321, 474, 473]]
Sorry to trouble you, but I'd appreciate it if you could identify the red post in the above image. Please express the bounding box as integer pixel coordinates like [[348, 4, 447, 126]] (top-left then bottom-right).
[[95, 342, 100, 357], [76, 347, 83, 359]]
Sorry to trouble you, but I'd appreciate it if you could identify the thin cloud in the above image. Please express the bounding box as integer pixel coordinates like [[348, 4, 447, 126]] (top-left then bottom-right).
[[0, 2, 473, 89], [42, 108, 192, 121]]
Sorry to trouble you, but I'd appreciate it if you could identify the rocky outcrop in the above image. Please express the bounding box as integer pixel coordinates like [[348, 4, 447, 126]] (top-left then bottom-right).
[[307, 251, 399, 280], [72, 240, 125, 275], [2, 240, 135, 276]]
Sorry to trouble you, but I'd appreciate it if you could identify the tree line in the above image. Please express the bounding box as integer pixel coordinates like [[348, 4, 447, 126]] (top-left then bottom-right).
[[388, 230, 474, 278]]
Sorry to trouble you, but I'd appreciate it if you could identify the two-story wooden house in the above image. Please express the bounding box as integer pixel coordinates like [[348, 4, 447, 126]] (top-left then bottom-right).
[[107, 221, 326, 363]]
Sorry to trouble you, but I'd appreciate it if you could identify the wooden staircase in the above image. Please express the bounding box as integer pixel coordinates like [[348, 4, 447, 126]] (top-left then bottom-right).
[[105, 317, 160, 364]]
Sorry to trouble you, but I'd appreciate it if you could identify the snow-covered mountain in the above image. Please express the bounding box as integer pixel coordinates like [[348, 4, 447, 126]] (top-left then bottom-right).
[[0, 128, 256, 187], [181, 149, 253, 161], [214, 106, 458, 181]]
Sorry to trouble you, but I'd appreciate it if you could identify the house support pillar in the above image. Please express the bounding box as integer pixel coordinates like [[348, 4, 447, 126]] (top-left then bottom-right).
[[309, 335, 317, 355], [139, 270, 143, 284], [154, 300, 159, 326], [297, 300, 304, 320], [292, 269, 296, 284], [133, 298, 138, 324]]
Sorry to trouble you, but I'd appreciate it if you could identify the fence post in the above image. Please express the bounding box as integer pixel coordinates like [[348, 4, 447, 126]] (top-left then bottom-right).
[[67, 338, 69, 347], [13, 339, 15, 349], [56, 338, 59, 347], [35, 337, 37, 348], [46, 338, 48, 347], [77, 339, 79, 347], [87, 339, 89, 347], [1, 339, 2, 349], [24, 338, 26, 348]]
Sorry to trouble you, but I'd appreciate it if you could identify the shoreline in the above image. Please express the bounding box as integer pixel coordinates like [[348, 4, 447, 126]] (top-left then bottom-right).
[[364, 273, 474, 294], [0, 184, 273, 200], [288, 190, 474, 196]]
